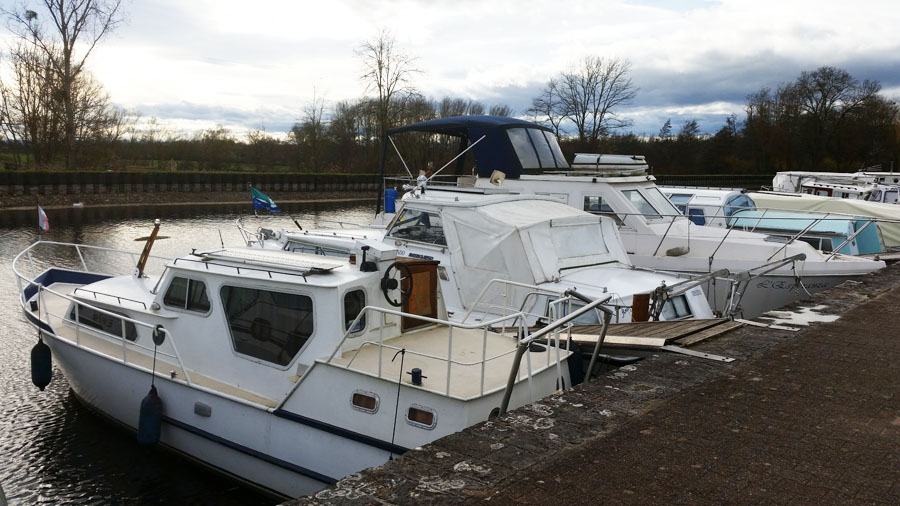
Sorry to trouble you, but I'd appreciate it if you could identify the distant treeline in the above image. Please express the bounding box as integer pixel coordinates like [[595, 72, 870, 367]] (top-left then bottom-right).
[[2, 67, 897, 176]]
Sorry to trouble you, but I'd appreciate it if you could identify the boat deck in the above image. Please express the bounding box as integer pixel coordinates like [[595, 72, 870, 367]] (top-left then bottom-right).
[[33, 283, 278, 407], [328, 325, 567, 400]]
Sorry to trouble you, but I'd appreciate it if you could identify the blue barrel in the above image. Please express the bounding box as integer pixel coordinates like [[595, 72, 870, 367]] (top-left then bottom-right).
[[384, 188, 398, 213]]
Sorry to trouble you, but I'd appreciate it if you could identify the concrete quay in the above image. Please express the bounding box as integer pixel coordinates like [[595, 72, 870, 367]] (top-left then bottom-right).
[[286, 263, 900, 506]]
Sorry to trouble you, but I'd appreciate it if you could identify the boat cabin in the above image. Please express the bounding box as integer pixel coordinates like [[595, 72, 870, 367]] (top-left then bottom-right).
[[16, 235, 579, 497], [660, 187, 756, 228]]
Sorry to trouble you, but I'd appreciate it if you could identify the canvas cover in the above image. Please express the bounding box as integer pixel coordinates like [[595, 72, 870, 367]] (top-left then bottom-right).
[[749, 192, 900, 247], [436, 199, 623, 307]]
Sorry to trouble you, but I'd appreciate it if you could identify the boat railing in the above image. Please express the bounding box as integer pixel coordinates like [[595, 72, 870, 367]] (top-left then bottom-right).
[[498, 290, 614, 415], [289, 292, 590, 405], [13, 241, 193, 385], [724, 253, 809, 315], [73, 287, 148, 310], [169, 255, 318, 282], [457, 278, 585, 327], [235, 216, 371, 247], [13, 240, 170, 282]]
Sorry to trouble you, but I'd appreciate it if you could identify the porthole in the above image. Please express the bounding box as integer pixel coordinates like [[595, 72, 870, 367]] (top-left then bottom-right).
[[406, 404, 436, 430], [351, 390, 379, 413]]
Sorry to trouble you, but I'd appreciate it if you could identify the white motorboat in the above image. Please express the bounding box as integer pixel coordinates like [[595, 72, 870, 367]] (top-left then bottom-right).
[[772, 169, 900, 203], [14, 223, 599, 499], [360, 116, 883, 319], [748, 191, 900, 248], [246, 189, 717, 324]]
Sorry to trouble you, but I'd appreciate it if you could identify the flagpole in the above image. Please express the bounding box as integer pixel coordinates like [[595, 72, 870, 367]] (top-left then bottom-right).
[[35, 195, 43, 238]]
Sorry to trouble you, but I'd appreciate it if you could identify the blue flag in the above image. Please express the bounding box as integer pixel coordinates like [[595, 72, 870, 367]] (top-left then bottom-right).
[[250, 186, 280, 212]]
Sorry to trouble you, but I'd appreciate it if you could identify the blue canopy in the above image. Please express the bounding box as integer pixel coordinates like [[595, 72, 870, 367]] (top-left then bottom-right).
[[376, 115, 568, 213], [384, 115, 565, 179], [387, 115, 552, 136]]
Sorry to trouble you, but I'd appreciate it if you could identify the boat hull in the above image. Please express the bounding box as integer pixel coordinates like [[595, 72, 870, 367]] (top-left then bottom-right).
[[669, 271, 857, 319], [45, 334, 334, 498], [39, 325, 567, 499]]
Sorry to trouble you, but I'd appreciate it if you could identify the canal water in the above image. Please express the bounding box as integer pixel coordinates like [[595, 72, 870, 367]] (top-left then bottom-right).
[[0, 202, 373, 505]]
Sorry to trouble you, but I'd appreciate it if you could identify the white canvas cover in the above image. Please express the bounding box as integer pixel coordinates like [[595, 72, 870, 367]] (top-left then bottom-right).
[[437, 199, 624, 307], [749, 192, 900, 247]]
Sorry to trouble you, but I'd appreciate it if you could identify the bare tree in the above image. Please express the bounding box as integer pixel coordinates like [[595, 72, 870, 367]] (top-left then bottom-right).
[[555, 57, 637, 148], [488, 104, 514, 117], [1, 38, 65, 166], [527, 78, 564, 136], [438, 97, 466, 117], [6, 0, 124, 169], [356, 28, 421, 142], [289, 90, 328, 172]]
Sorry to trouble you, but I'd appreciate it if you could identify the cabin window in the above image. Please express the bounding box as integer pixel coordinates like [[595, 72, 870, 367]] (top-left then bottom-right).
[[351, 391, 379, 413], [69, 305, 138, 341], [643, 187, 680, 217], [688, 209, 706, 225], [506, 128, 540, 168], [797, 236, 832, 252], [551, 223, 609, 258], [527, 128, 557, 168], [667, 194, 692, 214], [163, 277, 211, 313], [544, 131, 569, 169], [622, 190, 663, 219], [387, 208, 446, 246], [344, 289, 366, 333], [724, 195, 755, 217], [506, 128, 569, 170], [407, 405, 436, 429], [220, 286, 313, 366], [660, 294, 692, 320], [583, 196, 623, 225]]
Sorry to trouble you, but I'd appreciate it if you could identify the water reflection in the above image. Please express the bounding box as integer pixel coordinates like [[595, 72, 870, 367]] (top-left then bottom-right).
[[0, 202, 374, 505]]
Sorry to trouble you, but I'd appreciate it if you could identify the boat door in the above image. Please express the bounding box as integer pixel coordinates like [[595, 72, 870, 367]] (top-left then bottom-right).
[[396, 258, 440, 331]]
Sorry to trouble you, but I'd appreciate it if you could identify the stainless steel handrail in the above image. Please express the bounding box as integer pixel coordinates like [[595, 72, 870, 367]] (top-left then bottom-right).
[[499, 293, 614, 415]]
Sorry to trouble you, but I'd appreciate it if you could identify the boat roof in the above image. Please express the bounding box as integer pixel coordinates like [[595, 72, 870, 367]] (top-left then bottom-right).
[[405, 191, 601, 228], [661, 187, 747, 199], [387, 115, 551, 136], [383, 115, 567, 180], [166, 247, 368, 287]]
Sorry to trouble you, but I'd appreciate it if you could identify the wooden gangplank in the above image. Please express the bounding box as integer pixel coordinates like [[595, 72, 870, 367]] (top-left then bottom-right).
[[567, 318, 742, 350]]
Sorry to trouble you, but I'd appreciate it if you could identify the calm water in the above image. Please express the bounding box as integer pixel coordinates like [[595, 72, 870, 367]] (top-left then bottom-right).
[[0, 202, 373, 505]]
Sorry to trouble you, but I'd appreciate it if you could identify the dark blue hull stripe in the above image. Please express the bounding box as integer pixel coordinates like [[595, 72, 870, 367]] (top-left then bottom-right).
[[273, 408, 409, 455], [161, 415, 337, 485], [24, 308, 54, 333]]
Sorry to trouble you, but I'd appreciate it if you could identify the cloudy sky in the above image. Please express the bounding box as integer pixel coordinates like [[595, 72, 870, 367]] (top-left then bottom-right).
[[21, 0, 900, 138]]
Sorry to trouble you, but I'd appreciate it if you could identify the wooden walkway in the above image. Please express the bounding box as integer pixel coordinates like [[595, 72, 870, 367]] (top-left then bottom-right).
[[567, 318, 743, 350]]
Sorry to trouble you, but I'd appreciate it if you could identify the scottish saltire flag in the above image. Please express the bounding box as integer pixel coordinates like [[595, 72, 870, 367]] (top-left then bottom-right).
[[250, 186, 280, 212], [38, 205, 49, 232]]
